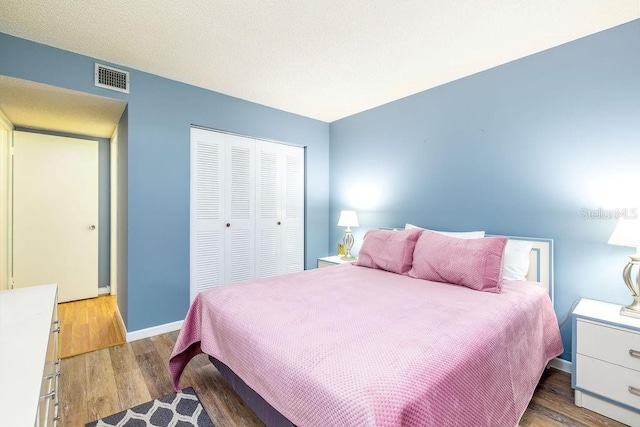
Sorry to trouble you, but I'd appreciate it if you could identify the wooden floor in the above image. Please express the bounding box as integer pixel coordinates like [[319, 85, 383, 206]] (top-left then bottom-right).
[[58, 294, 126, 358], [58, 331, 626, 427]]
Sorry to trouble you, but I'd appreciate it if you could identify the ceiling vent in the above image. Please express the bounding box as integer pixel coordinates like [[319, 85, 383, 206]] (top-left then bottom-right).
[[94, 63, 130, 94]]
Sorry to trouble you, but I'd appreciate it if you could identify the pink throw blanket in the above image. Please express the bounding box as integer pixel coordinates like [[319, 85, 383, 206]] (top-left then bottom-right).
[[170, 264, 563, 426]]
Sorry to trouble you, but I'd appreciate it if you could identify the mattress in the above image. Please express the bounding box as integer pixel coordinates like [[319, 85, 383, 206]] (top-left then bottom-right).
[[170, 263, 563, 426]]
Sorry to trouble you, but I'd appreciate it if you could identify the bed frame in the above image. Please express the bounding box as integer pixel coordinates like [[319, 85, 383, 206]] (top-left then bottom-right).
[[209, 235, 554, 426], [502, 236, 554, 304]]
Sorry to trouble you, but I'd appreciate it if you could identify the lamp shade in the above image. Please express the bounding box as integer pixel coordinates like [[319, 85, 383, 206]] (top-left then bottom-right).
[[608, 217, 640, 249], [338, 210, 359, 227]]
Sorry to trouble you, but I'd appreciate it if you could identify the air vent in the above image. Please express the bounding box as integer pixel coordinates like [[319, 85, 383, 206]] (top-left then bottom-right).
[[95, 63, 130, 93]]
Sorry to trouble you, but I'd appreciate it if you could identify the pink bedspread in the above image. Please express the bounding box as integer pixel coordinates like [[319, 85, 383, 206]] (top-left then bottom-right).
[[170, 264, 562, 426]]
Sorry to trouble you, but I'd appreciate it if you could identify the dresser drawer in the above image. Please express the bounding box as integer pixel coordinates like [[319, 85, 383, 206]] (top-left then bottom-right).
[[577, 319, 640, 371], [576, 354, 640, 411], [0, 284, 58, 427]]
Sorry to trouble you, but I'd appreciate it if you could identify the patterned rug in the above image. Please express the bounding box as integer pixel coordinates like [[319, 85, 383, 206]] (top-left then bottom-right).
[[85, 387, 214, 426]]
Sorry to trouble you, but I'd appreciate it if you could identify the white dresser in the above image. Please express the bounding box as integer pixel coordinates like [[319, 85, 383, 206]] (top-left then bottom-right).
[[0, 284, 60, 426], [572, 298, 640, 426]]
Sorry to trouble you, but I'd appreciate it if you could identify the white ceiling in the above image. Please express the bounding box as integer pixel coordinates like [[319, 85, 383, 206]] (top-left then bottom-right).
[[0, 0, 638, 122]]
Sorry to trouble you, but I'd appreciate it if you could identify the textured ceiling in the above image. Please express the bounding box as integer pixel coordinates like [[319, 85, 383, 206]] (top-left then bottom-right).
[[0, 76, 127, 138], [0, 0, 638, 122]]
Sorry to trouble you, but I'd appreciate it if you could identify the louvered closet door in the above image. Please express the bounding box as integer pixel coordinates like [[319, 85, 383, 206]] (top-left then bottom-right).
[[281, 144, 305, 273], [224, 134, 256, 284], [191, 128, 304, 300], [255, 141, 282, 278], [190, 128, 225, 301]]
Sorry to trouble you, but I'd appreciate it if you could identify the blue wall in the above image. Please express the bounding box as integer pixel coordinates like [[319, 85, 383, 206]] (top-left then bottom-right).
[[0, 33, 330, 332], [330, 19, 640, 361], [15, 127, 111, 289], [3, 19, 638, 354]]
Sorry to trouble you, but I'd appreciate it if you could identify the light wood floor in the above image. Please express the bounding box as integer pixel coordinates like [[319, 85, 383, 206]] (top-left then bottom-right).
[[58, 295, 126, 358], [59, 330, 625, 427]]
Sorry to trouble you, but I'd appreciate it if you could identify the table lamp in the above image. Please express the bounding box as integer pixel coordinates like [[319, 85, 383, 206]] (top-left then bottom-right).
[[338, 210, 358, 261], [608, 217, 640, 318]]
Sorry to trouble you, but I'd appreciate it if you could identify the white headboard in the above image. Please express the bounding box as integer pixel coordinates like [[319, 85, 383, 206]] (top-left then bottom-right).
[[502, 236, 554, 304]]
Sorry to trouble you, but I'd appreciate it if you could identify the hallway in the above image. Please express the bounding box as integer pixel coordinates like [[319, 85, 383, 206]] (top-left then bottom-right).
[[58, 294, 125, 358]]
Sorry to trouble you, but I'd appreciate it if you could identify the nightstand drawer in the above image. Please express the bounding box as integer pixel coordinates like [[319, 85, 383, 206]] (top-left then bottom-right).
[[577, 319, 640, 371], [576, 354, 640, 411]]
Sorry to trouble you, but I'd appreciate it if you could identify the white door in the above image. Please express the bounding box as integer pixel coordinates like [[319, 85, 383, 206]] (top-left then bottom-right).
[[255, 140, 281, 278], [13, 131, 99, 302], [190, 128, 225, 301], [224, 133, 255, 284], [190, 128, 303, 301], [190, 129, 256, 301], [281, 144, 304, 274], [256, 141, 304, 277]]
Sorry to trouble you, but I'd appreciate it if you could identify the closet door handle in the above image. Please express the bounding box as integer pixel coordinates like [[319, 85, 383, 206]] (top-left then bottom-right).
[[226, 223, 231, 228], [277, 221, 281, 225]]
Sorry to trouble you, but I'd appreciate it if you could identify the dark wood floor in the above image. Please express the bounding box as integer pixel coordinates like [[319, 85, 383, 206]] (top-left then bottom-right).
[[59, 330, 625, 426]]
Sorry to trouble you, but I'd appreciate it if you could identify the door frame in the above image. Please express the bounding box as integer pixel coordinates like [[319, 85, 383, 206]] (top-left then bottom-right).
[[110, 127, 118, 296], [0, 110, 13, 291], [5, 127, 120, 298]]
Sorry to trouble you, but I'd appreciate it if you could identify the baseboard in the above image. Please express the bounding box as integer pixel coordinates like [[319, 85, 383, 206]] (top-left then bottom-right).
[[98, 286, 111, 295], [126, 320, 184, 342], [549, 357, 572, 373], [115, 304, 127, 340]]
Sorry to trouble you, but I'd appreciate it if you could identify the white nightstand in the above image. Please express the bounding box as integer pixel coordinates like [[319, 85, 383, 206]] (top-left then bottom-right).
[[317, 256, 356, 268], [572, 298, 640, 426]]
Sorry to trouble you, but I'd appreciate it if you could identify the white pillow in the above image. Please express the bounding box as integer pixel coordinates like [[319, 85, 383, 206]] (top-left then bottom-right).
[[502, 239, 533, 281], [404, 223, 485, 239]]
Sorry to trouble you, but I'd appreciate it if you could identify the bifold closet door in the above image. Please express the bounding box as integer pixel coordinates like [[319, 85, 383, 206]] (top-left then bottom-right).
[[190, 128, 225, 301], [255, 141, 304, 278], [191, 127, 303, 301], [255, 141, 282, 278], [224, 134, 255, 284], [280, 144, 304, 274]]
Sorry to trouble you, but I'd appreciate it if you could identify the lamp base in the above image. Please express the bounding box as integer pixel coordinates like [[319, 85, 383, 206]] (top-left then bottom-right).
[[619, 258, 640, 319], [342, 228, 355, 262], [620, 306, 640, 319], [620, 296, 640, 319]]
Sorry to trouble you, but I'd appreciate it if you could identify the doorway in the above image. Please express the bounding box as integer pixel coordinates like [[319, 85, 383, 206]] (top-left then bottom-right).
[[0, 75, 128, 355]]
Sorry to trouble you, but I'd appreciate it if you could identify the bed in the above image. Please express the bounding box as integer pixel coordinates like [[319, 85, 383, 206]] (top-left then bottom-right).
[[170, 229, 563, 426]]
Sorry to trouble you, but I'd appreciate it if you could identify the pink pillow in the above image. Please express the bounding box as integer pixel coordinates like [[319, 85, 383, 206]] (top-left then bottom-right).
[[408, 230, 508, 293], [355, 228, 423, 274]]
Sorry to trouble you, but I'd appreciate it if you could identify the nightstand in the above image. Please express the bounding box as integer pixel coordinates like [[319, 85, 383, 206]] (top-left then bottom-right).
[[317, 256, 356, 268], [572, 298, 640, 426]]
